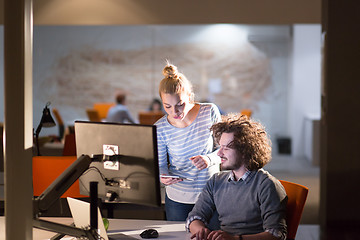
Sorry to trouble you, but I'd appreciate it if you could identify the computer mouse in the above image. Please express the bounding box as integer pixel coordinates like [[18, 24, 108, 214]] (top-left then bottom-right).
[[140, 228, 159, 238]]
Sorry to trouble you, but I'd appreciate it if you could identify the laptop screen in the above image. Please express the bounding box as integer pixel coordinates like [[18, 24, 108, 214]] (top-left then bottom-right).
[[67, 197, 109, 240]]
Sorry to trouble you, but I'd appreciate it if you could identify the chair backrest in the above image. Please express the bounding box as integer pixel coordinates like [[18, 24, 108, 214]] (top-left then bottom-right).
[[240, 109, 252, 118], [279, 180, 309, 240], [138, 111, 165, 125], [93, 102, 115, 119], [52, 108, 65, 140], [33, 156, 88, 198], [86, 108, 102, 122], [62, 133, 76, 156]]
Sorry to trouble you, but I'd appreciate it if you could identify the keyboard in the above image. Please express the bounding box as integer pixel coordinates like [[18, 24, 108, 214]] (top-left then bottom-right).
[[108, 232, 138, 240]]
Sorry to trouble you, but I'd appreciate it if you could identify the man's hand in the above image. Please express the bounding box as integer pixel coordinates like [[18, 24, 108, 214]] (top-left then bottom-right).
[[190, 155, 209, 170], [191, 229, 239, 240], [207, 230, 240, 240], [189, 219, 211, 240], [190, 227, 212, 240]]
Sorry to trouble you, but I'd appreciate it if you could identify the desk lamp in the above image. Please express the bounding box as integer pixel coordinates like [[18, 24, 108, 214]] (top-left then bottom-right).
[[34, 102, 56, 156]]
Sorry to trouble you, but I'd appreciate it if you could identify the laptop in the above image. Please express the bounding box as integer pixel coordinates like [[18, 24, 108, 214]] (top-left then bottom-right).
[[67, 197, 138, 240]]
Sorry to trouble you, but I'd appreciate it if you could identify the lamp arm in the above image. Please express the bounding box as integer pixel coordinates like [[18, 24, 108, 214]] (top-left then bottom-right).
[[35, 122, 43, 137], [35, 123, 43, 156]]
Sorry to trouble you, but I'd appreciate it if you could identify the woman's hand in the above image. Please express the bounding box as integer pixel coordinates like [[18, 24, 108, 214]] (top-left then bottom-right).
[[160, 175, 183, 185], [190, 155, 209, 170]]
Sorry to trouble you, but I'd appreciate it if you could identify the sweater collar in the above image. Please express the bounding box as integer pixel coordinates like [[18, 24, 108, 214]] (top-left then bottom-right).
[[228, 169, 252, 182]]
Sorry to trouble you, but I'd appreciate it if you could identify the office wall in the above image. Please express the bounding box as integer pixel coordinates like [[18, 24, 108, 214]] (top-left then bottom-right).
[[0, 24, 321, 158], [31, 25, 290, 143], [290, 25, 322, 157], [0, 0, 322, 159]]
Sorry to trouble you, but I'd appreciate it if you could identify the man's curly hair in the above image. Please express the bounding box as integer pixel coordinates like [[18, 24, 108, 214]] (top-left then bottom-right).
[[210, 114, 272, 170]]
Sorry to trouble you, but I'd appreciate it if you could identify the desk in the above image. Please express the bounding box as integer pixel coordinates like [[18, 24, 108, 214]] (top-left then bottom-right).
[[0, 217, 190, 240]]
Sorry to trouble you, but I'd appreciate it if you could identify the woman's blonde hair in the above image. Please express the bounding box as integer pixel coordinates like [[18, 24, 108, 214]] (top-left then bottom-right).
[[159, 61, 194, 102]]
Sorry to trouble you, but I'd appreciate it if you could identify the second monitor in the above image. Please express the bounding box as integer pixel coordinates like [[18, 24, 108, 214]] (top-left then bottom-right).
[[74, 121, 161, 208]]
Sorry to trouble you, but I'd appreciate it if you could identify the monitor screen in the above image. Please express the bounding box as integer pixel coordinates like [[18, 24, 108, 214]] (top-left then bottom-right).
[[74, 121, 161, 208]]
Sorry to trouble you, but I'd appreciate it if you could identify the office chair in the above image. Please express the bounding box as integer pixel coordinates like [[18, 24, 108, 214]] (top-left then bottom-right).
[[279, 180, 309, 240], [240, 109, 252, 118], [86, 108, 102, 122], [32, 156, 87, 198], [138, 111, 164, 125], [93, 102, 115, 120], [62, 133, 76, 156]]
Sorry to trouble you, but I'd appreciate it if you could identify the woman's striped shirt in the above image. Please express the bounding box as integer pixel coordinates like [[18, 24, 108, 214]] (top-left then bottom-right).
[[155, 103, 221, 204]]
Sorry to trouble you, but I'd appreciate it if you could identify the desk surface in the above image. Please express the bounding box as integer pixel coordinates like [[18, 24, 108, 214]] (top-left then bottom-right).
[[0, 217, 190, 240]]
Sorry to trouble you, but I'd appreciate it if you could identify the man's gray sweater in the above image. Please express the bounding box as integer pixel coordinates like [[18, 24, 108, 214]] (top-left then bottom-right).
[[187, 169, 287, 237]]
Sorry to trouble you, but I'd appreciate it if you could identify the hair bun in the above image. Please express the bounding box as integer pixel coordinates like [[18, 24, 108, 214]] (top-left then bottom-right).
[[162, 63, 178, 78]]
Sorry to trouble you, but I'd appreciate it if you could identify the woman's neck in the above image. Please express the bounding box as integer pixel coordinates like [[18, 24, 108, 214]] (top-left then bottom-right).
[[168, 103, 199, 128]]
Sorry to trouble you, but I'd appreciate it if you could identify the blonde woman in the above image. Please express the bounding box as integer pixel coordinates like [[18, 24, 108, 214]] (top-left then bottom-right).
[[155, 62, 221, 223]]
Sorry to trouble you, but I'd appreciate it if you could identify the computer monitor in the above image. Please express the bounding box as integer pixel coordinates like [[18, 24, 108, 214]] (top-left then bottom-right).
[[74, 121, 161, 208]]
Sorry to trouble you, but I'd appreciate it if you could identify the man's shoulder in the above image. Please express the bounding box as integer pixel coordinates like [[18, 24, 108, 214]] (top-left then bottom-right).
[[111, 104, 127, 111], [250, 169, 283, 191], [254, 168, 275, 178]]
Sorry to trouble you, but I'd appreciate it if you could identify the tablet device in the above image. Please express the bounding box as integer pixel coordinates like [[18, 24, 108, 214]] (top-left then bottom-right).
[[160, 175, 194, 181]]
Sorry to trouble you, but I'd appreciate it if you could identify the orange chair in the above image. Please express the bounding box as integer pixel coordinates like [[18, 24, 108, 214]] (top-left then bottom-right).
[[93, 102, 115, 120], [279, 180, 309, 240], [240, 109, 252, 118], [33, 156, 88, 198], [138, 111, 165, 125], [86, 108, 102, 122]]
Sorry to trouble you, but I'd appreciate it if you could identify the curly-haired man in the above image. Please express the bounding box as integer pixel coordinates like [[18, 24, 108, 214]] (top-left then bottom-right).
[[186, 114, 287, 240]]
